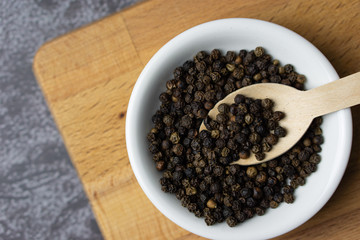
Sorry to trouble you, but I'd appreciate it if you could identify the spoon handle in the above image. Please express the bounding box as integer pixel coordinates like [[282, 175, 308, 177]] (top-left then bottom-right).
[[303, 72, 360, 118]]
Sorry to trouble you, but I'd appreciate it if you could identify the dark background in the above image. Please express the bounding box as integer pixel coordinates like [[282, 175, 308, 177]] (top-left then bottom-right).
[[0, 1, 139, 239]]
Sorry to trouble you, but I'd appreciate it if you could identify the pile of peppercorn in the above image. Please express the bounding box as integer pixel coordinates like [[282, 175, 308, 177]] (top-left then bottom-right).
[[203, 95, 286, 162], [147, 47, 323, 227]]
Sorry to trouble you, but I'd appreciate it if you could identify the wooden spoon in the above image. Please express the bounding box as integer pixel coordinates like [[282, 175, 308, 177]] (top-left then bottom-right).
[[200, 72, 360, 166]]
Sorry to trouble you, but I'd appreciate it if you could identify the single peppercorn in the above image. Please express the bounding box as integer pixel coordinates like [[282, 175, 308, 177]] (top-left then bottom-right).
[[156, 161, 165, 171], [240, 188, 251, 198], [254, 46, 265, 57], [303, 138, 312, 147], [204, 101, 214, 110], [309, 154, 321, 164], [244, 114, 254, 125], [203, 137, 213, 148], [173, 171, 183, 181], [251, 144, 261, 154], [234, 94, 246, 104], [211, 130, 220, 139], [209, 49, 220, 60], [191, 139, 201, 151], [210, 182, 221, 193], [262, 142, 272, 152], [226, 51, 236, 62], [272, 111, 285, 121], [170, 132, 181, 144], [163, 115, 174, 126], [253, 73, 262, 81], [270, 201, 279, 208], [216, 113, 228, 124], [284, 64, 294, 73], [213, 166, 224, 177], [255, 153, 265, 161], [226, 63, 236, 72], [226, 216, 238, 227], [274, 126, 286, 137], [273, 193, 283, 203], [217, 103, 229, 113], [249, 132, 261, 144], [161, 140, 171, 150], [148, 143, 159, 154], [239, 150, 250, 159], [256, 171, 267, 183], [246, 197, 257, 208], [265, 134, 278, 145], [246, 167, 258, 178], [210, 72, 221, 82], [298, 150, 310, 161], [312, 135, 324, 145], [253, 187, 263, 199], [185, 186, 197, 196]]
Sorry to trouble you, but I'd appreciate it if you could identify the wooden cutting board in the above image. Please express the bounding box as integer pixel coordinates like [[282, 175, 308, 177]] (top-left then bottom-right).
[[33, 0, 360, 239]]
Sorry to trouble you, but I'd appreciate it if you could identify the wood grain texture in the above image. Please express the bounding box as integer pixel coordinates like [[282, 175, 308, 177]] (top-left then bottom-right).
[[33, 0, 360, 239]]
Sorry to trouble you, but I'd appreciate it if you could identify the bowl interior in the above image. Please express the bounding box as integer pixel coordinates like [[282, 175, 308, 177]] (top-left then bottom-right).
[[126, 18, 352, 240]]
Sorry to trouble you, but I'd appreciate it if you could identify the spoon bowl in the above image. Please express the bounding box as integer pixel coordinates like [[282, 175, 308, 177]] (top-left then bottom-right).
[[200, 72, 360, 165]]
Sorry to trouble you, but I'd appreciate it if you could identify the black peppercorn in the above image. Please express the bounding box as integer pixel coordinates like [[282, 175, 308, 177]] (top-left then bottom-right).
[[161, 140, 171, 150], [169, 132, 180, 144], [225, 216, 237, 227], [216, 113, 228, 124], [209, 49, 220, 60], [255, 125, 267, 137], [243, 208, 254, 218], [234, 211, 246, 223], [312, 135, 324, 145], [274, 126, 286, 137], [309, 154, 321, 164], [254, 46, 265, 57], [234, 94, 246, 104], [272, 111, 285, 121], [246, 197, 256, 208], [265, 134, 278, 145], [284, 64, 294, 73], [244, 114, 254, 125], [211, 130, 220, 139], [148, 143, 159, 154], [255, 207, 265, 216], [298, 150, 310, 161], [226, 51, 236, 62], [148, 47, 323, 227], [213, 166, 224, 177], [267, 65, 278, 75], [270, 201, 279, 208], [163, 115, 174, 126], [246, 167, 258, 178], [217, 103, 229, 113], [256, 171, 267, 184], [243, 52, 255, 65], [173, 171, 183, 181], [156, 161, 165, 171], [255, 153, 265, 161], [210, 182, 221, 193], [249, 132, 261, 144], [239, 150, 250, 159], [273, 193, 283, 203]]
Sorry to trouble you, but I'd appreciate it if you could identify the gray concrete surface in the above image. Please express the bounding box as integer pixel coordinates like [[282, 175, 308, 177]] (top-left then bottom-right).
[[0, 1, 139, 239]]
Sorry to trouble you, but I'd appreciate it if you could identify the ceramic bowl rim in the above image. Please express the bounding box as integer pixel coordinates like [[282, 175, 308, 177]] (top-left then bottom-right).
[[126, 18, 352, 240]]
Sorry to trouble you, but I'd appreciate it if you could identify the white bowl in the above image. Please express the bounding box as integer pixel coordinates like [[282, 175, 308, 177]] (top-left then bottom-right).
[[126, 18, 352, 240]]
